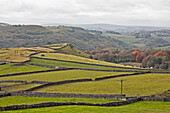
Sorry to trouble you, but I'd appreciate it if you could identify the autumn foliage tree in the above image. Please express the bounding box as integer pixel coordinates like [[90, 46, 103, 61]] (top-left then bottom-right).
[[136, 52, 146, 63], [154, 51, 168, 57], [131, 49, 140, 61]]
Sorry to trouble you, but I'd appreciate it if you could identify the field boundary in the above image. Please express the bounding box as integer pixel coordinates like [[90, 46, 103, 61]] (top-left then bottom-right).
[[31, 57, 143, 70], [14, 72, 150, 92], [10, 92, 125, 99], [73, 68, 148, 73], [0, 68, 71, 78], [94, 72, 149, 81], [142, 96, 170, 102], [0, 80, 27, 83], [30, 57, 170, 73], [21, 79, 93, 92], [0, 98, 141, 111]]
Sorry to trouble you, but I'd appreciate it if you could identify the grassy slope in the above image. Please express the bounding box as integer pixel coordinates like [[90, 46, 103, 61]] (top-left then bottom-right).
[[41, 43, 67, 48], [0, 70, 130, 82], [55, 43, 90, 58], [35, 73, 170, 96], [0, 43, 89, 62], [29, 58, 143, 71], [2, 84, 40, 92], [103, 33, 140, 44], [2, 101, 170, 113], [33, 53, 134, 68], [0, 47, 55, 62], [154, 46, 170, 50], [0, 63, 52, 75], [0, 83, 21, 87], [0, 96, 119, 106], [162, 36, 170, 43], [41, 43, 89, 58], [103, 33, 149, 48]]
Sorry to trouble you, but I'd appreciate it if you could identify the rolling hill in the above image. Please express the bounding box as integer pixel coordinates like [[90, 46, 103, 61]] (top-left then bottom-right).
[[0, 42, 169, 112], [44, 23, 170, 34], [0, 25, 135, 50]]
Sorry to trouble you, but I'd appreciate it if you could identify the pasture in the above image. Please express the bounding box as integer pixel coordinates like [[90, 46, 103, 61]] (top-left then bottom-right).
[[33, 53, 133, 68], [35, 73, 170, 96], [1, 101, 170, 113], [29, 58, 142, 71], [0, 70, 130, 82], [0, 63, 51, 75], [0, 47, 54, 62], [0, 96, 119, 106], [2, 84, 40, 92]]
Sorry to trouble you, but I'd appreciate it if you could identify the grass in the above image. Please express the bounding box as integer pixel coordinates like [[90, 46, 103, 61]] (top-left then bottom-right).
[[1, 84, 41, 92], [41, 43, 89, 58], [33, 53, 134, 68], [55, 43, 90, 58], [162, 37, 170, 43], [0, 96, 119, 107], [0, 63, 52, 75], [35, 73, 170, 96], [29, 58, 143, 71], [103, 33, 141, 45], [0, 70, 130, 82], [0, 83, 21, 87], [0, 47, 55, 62], [1, 101, 170, 113], [41, 43, 67, 48], [154, 46, 170, 50]]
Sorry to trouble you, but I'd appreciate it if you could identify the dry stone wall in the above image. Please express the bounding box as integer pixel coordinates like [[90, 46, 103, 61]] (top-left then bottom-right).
[[0, 98, 141, 111], [11, 92, 125, 99]]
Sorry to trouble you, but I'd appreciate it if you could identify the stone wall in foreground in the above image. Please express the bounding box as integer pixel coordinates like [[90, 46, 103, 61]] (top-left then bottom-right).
[[0, 98, 141, 111]]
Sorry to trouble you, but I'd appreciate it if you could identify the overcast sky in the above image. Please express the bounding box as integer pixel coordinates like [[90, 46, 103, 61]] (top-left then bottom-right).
[[1, 0, 170, 27]]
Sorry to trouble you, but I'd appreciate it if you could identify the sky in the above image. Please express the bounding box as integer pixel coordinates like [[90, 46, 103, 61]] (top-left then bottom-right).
[[0, 0, 170, 27]]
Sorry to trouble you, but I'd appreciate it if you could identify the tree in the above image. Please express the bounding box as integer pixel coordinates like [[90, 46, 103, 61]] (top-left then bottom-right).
[[154, 51, 168, 57], [83, 50, 90, 54], [131, 49, 140, 61], [136, 52, 146, 63]]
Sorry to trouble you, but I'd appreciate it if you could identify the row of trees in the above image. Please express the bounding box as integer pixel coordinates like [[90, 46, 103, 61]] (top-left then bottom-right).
[[84, 49, 170, 70]]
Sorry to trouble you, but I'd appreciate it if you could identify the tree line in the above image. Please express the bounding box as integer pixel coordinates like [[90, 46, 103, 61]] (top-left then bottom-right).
[[84, 49, 170, 70]]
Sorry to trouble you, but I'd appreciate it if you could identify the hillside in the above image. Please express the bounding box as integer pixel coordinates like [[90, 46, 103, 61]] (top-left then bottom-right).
[[103, 33, 169, 49], [41, 43, 90, 58], [0, 43, 90, 62], [0, 43, 169, 112], [44, 23, 170, 34], [0, 42, 135, 68], [0, 25, 135, 50], [0, 22, 9, 26]]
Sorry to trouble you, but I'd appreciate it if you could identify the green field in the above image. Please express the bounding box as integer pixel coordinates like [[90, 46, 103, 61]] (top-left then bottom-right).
[[154, 46, 170, 50], [33, 53, 134, 68], [0, 43, 169, 112], [0, 96, 119, 107], [55, 43, 90, 58], [35, 73, 170, 96], [0, 82, 21, 87], [103, 33, 137, 44], [2, 84, 40, 92], [1, 101, 170, 113], [0, 70, 130, 82], [29, 58, 143, 71], [0, 63, 52, 75]]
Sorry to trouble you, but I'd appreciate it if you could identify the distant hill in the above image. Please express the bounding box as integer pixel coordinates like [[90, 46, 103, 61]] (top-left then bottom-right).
[[43, 23, 170, 34], [0, 22, 9, 26], [0, 25, 134, 50]]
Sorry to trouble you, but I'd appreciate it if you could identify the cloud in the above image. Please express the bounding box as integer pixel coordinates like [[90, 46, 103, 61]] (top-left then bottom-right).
[[0, 0, 170, 26]]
